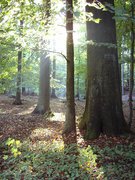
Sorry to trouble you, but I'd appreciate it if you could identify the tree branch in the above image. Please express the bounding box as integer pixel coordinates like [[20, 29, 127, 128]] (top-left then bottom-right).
[[32, 48, 68, 62], [44, 49, 68, 62]]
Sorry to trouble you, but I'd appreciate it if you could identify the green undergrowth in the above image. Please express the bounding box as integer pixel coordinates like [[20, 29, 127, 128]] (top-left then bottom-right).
[[92, 144, 135, 179], [0, 138, 135, 179]]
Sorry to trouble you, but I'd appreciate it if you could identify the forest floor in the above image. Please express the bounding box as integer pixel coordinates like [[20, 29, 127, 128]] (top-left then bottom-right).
[[0, 95, 135, 179]]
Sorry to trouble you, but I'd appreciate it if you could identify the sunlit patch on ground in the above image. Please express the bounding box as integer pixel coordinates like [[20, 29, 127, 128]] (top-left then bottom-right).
[[49, 112, 65, 122], [28, 139, 64, 152], [17, 104, 37, 115], [0, 108, 7, 114], [30, 128, 53, 141]]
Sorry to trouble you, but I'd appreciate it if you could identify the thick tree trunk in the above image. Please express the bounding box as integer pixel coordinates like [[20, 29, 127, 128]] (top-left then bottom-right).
[[33, 53, 50, 114], [79, 0, 129, 139], [33, 0, 51, 114], [63, 0, 76, 134]]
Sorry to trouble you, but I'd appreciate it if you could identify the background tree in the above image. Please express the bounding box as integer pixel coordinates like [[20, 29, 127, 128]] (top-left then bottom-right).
[[115, 0, 135, 127], [33, 0, 51, 114], [13, 20, 23, 105], [51, 39, 57, 98], [0, 0, 40, 95], [79, 0, 129, 139], [74, 24, 87, 100], [51, 57, 57, 98], [129, 0, 135, 128]]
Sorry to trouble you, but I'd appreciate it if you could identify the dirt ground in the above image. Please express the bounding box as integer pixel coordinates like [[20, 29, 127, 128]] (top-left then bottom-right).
[[0, 95, 135, 143]]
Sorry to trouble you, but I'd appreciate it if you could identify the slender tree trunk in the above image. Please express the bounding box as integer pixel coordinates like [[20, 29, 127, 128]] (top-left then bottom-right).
[[79, 0, 129, 139], [51, 55, 57, 98], [76, 73, 80, 100], [121, 36, 125, 95], [13, 20, 23, 105], [51, 37, 57, 98], [63, 0, 76, 134], [22, 87, 26, 95], [126, 63, 130, 90], [76, 47, 80, 100], [121, 63, 124, 95], [129, 1, 135, 128]]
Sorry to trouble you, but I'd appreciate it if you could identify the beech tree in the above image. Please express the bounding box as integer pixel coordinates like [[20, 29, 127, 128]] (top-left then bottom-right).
[[33, 52, 50, 114], [79, 0, 129, 139], [33, 0, 51, 114], [63, 0, 76, 134], [13, 20, 23, 105]]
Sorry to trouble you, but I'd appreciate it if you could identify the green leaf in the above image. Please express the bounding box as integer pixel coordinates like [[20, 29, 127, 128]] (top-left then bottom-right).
[[3, 155, 8, 160]]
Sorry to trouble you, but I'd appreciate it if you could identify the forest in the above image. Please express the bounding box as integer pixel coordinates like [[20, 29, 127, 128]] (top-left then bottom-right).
[[0, 0, 135, 179]]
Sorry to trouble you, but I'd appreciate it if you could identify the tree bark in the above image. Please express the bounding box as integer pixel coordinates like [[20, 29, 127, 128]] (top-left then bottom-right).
[[33, 0, 51, 114], [79, 0, 129, 139], [129, 1, 135, 128], [13, 20, 23, 105], [63, 0, 76, 134], [33, 53, 50, 114]]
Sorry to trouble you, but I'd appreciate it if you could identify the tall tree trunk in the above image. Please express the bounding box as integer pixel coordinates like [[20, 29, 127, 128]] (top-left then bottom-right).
[[33, 53, 50, 114], [33, 0, 51, 114], [79, 0, 129, 139], [129, 1, 135, 128], [121, 36, 125, 95], [13, 20, 23, 105], [63, 0, 76, 134]]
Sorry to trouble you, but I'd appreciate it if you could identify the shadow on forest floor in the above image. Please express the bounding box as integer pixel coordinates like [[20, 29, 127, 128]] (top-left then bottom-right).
[[0, 95, 135, 179], [0, 95, 85, 142]]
